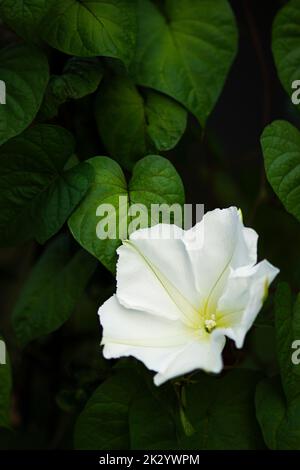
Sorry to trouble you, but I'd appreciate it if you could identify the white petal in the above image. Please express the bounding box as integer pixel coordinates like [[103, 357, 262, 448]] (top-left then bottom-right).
[[216, 260, 279, 348], [99, 295, 194, 371], [99, 296, 225, 385], [154, 334, 225, 386], [183, 207, 258, 311], [116, 224, 200, 326]]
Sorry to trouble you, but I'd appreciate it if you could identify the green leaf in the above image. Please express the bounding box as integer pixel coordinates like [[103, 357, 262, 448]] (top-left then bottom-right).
[[69, 157, 127, 273], [39, 57, 103, 121], [129, 394, 178, 450], [0, 0, 54, 43], [95, 75, 187, 169], [0, 337, 11, 429], [0, 124, 94, 245], [68, 155, 184, 273], [261, 120, 300, 223], [255, 377, 286, 450], [75, 368, 264, 450], [41, 0, 137, 65], [255, 283, 300, 449], [75, 367, 178, 450], [0, 44, 49, 145], [182, 370, 264, 449], [272, 0, 300, 106], [12, 235, 97, 347], [130, 0, 238, 126], [275, 283, 300, 401], [145, 90, 187, 152], [74, 370, 141, 450]]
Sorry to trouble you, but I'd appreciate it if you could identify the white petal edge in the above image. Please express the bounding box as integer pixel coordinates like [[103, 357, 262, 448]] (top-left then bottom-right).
[[216, 260, 279, 348], [100, 295, 195, 371], [154, 334, 225, 386], [99, 295, 226, 386], [183, 207, 258, 306]]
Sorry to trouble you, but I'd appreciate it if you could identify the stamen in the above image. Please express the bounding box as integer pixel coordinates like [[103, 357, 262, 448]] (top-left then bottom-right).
[[204, 314, 217, 333]]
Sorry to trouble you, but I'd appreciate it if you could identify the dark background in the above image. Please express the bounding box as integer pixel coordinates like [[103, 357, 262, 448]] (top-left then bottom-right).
[[0, 0, 299, 449]]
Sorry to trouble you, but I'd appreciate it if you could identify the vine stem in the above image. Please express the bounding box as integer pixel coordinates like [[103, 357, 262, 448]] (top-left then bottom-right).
[[173, 382, 195, 437]]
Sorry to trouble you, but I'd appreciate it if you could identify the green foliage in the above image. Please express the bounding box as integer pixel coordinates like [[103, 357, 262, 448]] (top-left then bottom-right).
[[95, 76, 187, 169], [272, 0, 300, 105], [0, 44, 49, 145], [130, 0, 238, 126], [39, 58, 103, 121], [0, 0, 299, 452], [0, 125, 94, 245], [41, 0, 137, 65], [256, 283, 300, 449], [12, 235, 97, 347], [75, 367, 264, 450], [69, 155, 184, 272], [129, 392, 178, 450], [181, 370, 264, 450], [74, 366, 178, 450], [74, 370, 141, 450], [261, 120, 300, 223], [0, 0, 54, 44]]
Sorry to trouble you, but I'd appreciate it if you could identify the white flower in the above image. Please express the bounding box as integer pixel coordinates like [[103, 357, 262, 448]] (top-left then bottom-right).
[[98, 207, 279, 386]]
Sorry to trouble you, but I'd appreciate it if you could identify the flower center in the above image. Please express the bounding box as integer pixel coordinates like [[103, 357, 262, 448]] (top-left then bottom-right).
[[204, 313, 217, 333]]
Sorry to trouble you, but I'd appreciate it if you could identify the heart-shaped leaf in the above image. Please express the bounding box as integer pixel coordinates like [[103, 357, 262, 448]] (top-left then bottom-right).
[[130, 0, 238, 126], [95, 75, 187, 169], [41, 0, 137, 66], [68, 155, 184, 273], [0, 124, 94, 245], [261, 120, 300, 223]]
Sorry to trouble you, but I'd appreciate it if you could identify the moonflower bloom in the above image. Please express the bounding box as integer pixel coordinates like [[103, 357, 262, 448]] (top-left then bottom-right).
[[99, 207, 279, 386]]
